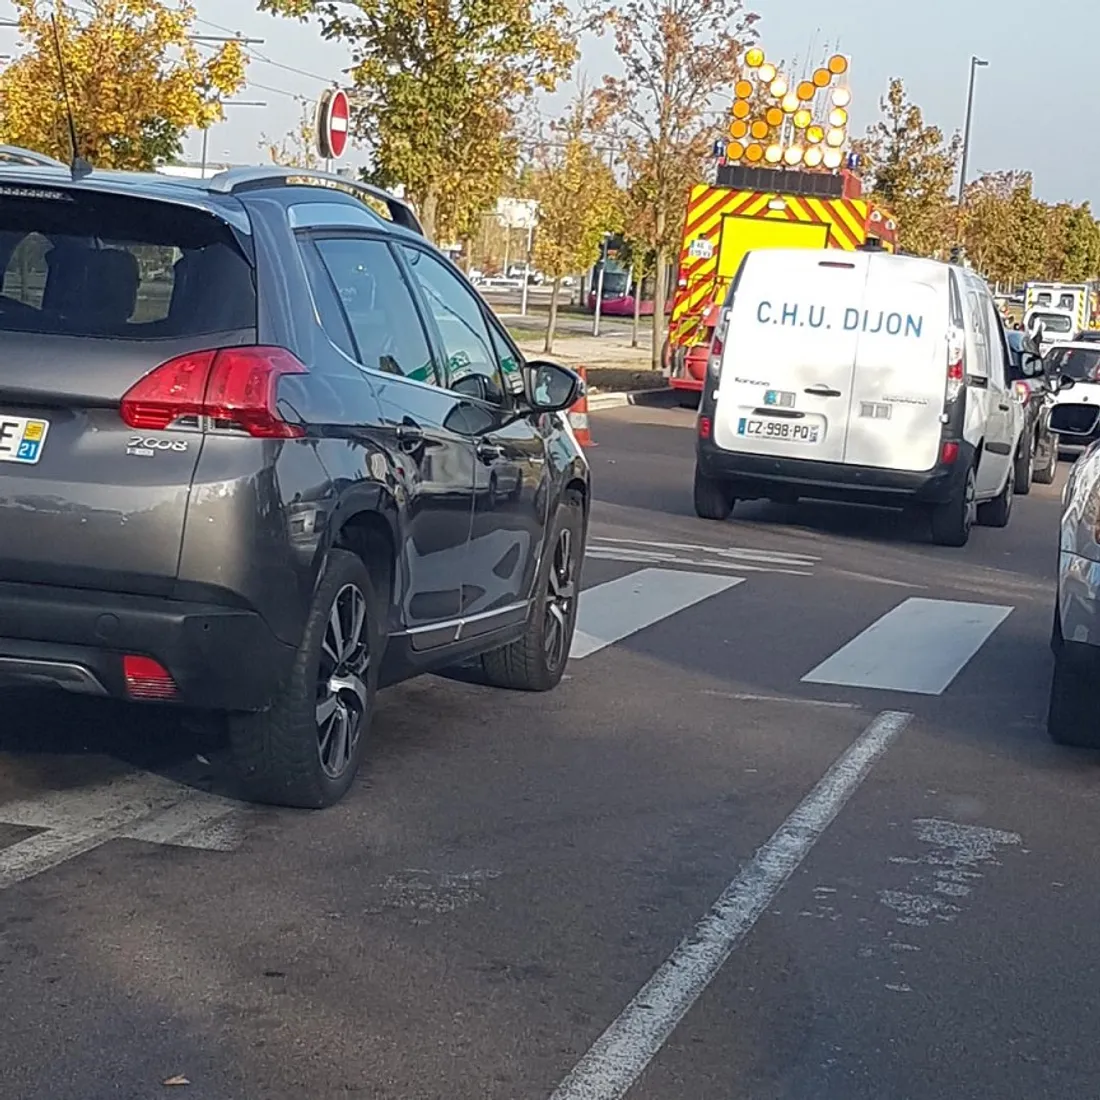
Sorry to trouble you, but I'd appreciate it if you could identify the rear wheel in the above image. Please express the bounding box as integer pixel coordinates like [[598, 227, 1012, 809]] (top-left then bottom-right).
[[930, 465, 976, 547], [977, 462, 1014, 527], [1013, 438, 1032, 495], [481, 493, 584, 692], [229, 550, 377, 808], [694, 466, 736, 521]]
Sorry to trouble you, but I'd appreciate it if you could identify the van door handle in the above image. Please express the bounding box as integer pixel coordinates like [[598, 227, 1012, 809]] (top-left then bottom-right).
[[998, 402, 1011, 411], [804, 384, 842, 397]]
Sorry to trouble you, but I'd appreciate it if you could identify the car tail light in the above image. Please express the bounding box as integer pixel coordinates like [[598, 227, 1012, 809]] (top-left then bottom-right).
[[698, 416, 712, 439], [123, 655, 177, 700], [121, 347, 308, 438], [940, 440, 960, 465]]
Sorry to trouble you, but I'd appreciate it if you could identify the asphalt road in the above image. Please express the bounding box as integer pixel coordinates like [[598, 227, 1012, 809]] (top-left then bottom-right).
[[1, 405, 1096, 1100]]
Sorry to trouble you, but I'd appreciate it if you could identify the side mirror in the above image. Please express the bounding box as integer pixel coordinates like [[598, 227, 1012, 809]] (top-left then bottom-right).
[[1021, 353, 1044, 378], [527, 360, 583, 412]]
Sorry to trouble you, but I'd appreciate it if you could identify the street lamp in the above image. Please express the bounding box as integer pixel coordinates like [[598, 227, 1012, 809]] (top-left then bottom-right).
[[199, 99, 266, 178], [957, 56, 989, 206], [592, 232, 612, 339]]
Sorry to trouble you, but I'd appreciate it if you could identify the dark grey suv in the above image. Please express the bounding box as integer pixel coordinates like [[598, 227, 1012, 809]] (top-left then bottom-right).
[[0, 160, 589, 808]]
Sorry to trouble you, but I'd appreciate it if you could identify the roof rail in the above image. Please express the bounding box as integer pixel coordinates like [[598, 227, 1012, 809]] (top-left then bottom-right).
[[205, 166, 424, 236], [0, 144, 68, 169]]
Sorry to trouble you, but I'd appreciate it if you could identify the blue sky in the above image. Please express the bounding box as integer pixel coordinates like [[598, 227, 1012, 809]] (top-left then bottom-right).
[[1, 0, 1094, 207]]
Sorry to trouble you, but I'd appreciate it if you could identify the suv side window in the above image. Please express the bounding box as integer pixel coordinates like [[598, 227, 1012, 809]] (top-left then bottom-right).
[[983, 295, 1010, 387], [312, 236, 436, 384], [401, 245, 506, 403]]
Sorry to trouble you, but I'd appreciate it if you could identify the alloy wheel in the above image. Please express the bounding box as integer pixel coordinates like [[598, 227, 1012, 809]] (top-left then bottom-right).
[[316, 583, 370, 779], [544, 526, 577, 672]]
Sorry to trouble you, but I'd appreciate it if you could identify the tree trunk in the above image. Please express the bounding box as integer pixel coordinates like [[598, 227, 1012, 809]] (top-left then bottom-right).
[[651, 245, 669, 371], [631, 266, 642, 348], [458, 237, 472, 272], [545, 276, 561, 355], [419, 187, 440, 243]]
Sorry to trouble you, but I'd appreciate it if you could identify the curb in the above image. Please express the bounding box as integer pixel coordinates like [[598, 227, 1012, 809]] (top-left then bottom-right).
[[588, 387, 686, 410]]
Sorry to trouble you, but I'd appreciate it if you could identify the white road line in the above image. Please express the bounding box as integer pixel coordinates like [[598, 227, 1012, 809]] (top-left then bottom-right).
[[548, 709, 912, 1100], [584, 548, 812, 576], [701, 690, 861, 710], [0, 772, 246, 888], [589, 536, 819, 566], [571, 568, 743, 660], [802, 597, 1013, 696]]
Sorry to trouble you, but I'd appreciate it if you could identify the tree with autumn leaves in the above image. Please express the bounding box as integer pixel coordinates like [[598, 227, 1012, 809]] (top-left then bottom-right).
[[0, 0, 246, 170], [530, 94, 621, 353]]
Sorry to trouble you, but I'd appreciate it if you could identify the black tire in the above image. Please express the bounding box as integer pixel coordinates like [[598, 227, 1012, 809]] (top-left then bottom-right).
[[229, 549, 379, 808], [1048, 655, 1100, 747], [977, 461, 1014, 527], [1033, 433, 1058, 485], [1013, 439, 1032, 495], [694, 466, 736, 521], [481, 493, 585, 692], [930, 465, 976, 547]]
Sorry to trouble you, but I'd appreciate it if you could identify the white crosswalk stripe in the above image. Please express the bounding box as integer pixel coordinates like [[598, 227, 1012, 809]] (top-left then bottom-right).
[[802, 597, 1014, 696], [586, 536, 818, 576]]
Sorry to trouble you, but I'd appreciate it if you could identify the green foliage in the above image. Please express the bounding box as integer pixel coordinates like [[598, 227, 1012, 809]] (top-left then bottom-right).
[[855, 78, 959, 258], [259, 0, 581, 242]]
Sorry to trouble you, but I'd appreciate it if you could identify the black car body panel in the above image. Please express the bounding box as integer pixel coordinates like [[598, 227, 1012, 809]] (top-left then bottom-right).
[[0, 165, 588, 711]]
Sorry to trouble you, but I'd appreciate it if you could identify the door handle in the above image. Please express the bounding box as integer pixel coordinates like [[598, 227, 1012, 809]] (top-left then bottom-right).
[[395, 422, 425, 451], [804, 384, 842, 397], [475, 439, 504, 464], [998, 403, 1010, 411]]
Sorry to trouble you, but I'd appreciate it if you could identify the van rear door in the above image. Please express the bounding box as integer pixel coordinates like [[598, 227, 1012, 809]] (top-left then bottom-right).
[[842, 253, 948, 472], [713, 249, 869, 464]]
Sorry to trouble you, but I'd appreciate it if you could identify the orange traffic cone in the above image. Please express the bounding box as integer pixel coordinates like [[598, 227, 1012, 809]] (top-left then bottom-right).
[[568, 364, 595, 447]]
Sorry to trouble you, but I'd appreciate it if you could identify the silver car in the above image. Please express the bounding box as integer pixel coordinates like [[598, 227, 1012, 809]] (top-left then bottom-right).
[[1050, 411, 1100, 745]]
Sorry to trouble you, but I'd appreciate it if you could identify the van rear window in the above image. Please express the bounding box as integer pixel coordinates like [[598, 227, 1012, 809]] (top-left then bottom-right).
[[0, 190, 255, 339]]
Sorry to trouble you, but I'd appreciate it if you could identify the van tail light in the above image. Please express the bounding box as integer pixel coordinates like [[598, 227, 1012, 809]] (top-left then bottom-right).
[[123, 655, 177, 700], [940, 440, 960, 465], [121, 347, 308, 438], [708, 314, 729, 379], [698, 415, 712, 439], [1013, 380, 1032, 405], [946, 328, 965, 404]]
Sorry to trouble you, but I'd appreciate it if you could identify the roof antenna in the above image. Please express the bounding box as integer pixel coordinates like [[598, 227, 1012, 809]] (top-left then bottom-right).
[[49, 14, 92, 180]]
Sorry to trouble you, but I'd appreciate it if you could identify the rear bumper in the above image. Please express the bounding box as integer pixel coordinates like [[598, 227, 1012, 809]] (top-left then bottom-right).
[[696, 440, 973, 506], [0, 581, 295, 711]]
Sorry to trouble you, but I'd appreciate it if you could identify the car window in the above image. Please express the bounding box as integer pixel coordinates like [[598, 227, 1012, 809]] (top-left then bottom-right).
[[312, 237, 436, 384], [401, 245, 506, 403], [1030, 311, 1074, 334], [983, 295, 1009, 387], [0, 191, 255, 338], [489, 322, 526, 397], [1046, 346, 1100, 382], [964, 282, 991, 373], [297, 239, 356, 360]]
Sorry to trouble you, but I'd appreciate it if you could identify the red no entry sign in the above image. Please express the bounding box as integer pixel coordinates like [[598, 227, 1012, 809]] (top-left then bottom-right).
[[316, 88, 350, 160]]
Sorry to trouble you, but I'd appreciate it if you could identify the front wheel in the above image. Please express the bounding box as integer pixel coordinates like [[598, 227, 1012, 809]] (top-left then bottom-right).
[[1033, 432, 1058, 485], [694, 466, 736, 521], [930, 465, 976, 546], [481, 493, 585, 692], [977, 462, 1014, 527], [1048, 655, 1100, 747], [229, 550, 378, 808]]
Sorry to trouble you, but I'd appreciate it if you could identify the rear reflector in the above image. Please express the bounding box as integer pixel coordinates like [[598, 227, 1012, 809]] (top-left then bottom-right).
[[121, 346, 308, 438], [123, 655, 178, 700], [940, 441, 960, 465], [698, 416, 712, 439]]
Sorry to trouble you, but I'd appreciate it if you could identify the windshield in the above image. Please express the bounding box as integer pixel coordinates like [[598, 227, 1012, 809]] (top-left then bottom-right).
[[1045, 346, 1100, 381], [1030, 311, 1074, 334], [600, 272, 630, 298]]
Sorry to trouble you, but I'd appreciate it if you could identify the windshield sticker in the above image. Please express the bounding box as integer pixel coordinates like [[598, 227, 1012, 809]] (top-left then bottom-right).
[[756, 301, 924, 337]]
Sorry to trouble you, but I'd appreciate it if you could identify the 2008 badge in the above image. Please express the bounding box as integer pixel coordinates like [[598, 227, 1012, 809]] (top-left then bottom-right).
[[126, 436, 190, 456]]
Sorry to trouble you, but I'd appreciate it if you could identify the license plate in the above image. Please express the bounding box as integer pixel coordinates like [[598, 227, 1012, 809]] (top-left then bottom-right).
[[0, 415, 49, 465], [737, 417, 819, 443]]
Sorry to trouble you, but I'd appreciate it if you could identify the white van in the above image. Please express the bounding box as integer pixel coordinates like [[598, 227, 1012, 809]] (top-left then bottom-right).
[[693, 249, 1023, 546]]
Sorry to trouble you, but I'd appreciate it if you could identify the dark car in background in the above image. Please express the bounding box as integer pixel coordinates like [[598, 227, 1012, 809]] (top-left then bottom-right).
[[1006, 329, 1058, 489], [0, 156, 589, 809]]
